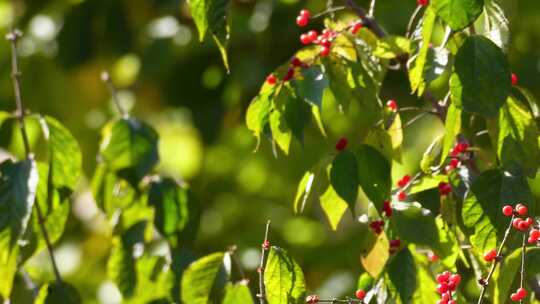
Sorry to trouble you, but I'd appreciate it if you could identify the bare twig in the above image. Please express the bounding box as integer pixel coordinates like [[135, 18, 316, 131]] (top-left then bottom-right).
[[101, 71, 128, 117], [257, 220, 271, 304], [313, 6, 347, 19], [406, 5, 424, 38], [519, 233, 527, 304], [368, 0, 376, 18], [6, 30, 62, 283], [477, 215, 515, 304]]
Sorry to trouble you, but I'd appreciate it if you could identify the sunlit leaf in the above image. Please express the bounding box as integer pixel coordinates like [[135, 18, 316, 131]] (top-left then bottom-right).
[[35, 281, 81, 304], [408, 7, 436, 96], [360, 232, 389, 278], [264, 246, 306, 304], [431, 0, 484, 31], [222, 281, 254, 304], [181, 252, 226, 304]]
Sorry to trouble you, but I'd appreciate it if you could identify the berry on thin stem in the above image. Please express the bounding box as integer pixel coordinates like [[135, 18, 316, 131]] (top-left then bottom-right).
[[417, 0, 429, 6], [515, 203, 528, 216], [266, 74, 277, 85], [502, 205, 513, 217], [386, 99, 397, 111], [355, 289, 366, 300], [397, 191, 407, 201]]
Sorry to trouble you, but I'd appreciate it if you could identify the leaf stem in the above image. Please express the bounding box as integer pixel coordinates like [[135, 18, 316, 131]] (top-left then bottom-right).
[[519, 232, 526, 304], [6, 29, 63, 283], [257, 220, 271, 304], [101, 70, 128, 117], [477, 215, 515, 304], [368, 0, 376, 18]]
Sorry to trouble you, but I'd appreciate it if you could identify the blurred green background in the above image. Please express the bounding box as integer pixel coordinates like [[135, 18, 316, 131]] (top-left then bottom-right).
[[0, 0, 539, 302]]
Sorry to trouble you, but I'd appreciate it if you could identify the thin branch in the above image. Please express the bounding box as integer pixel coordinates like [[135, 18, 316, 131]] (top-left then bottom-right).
[[477, 215, 515, 304], [6, 30, 63, 283], [343, 0, 386, 37], [317, 299, 363, 303], [312, 6, 347, 19], [439, 26, 453, 48], [406, 5, 423, 38], [368, 0, 376, 18], [100, 71, 128, 117], [257, 220, 271, 304], [519, 233, 527, 304]]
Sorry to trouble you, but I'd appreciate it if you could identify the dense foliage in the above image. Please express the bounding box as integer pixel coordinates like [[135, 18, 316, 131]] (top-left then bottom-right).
[[0, 0, 540, 303]]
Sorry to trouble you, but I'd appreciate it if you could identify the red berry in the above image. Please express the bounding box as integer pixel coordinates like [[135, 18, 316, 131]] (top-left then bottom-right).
[[516, 204, 528, 216], [306, 294, 320, 303], [441, 293, 450, 301], [530, 229, 540, 240], [502, 205, 513, 217], [516, 287, 527, 299], [350, 21, 363, 34], [483, 249, 497, 262], [386, 99, 397, 111], [417, 0, 429, 6], [438, 182, 452, 196], [510, 293, 520, 302], [299, 9, 311, 18], [383, 200, 392, 217], [513, 218, 522, 229], [518, 220, 530, 231], [335, 137, 348, 151], [449, 158, 460, 168], [397, 175, 411, 187], [436, 283, 449, 294], [449, 274, 461, 286], [283, 68, 294, 81], [266, 74, 277, 85], [511, 73, 518, 86], [397, 191, 407, 201], [296, 15, 308, 27], [320, 45, 330, 57], [389, 239, 401, 248], [456, 142, 469, 153], [437, 272, 450, 283], [290, 57, 302, 67], [448, 300, 456, 304], [355, 289, 366, 300], [300, 34, 311, 45], [262, 240, 270, 249], [307, 30, 318, 42]]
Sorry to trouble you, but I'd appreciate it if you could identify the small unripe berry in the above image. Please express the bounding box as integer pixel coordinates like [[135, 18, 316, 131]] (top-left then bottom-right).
[[502, 205, 513, 217], [511, 73, 518, 86], [266, 74, 277, 85], [515, 203, 528, 216], [355, 289, 366, 300], [386, 99, 397, 111], [335, 137, 348, 151]]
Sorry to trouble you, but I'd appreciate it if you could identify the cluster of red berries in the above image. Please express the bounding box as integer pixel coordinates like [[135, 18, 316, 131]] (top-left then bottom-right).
[[435, 271, 461, 304], [510, 287, 527, 302], [417, 0, 429, 6], [389, 239, 401, 254], [502, 204, 534, 232], [262, 240, 271, 250], [335, 137, 348, 151], [266, 56, 307, 85], [300, 28, 337, 57], [396, 175, 410, 201], [445, 158, 460, 173], [386, 99, 397, 112], [450, 142, 469, 158], [438, 182, 452, 196], [296, 9, 311, 27]]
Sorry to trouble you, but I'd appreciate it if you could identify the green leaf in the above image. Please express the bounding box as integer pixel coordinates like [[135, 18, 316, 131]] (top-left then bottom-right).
[[373, 36, 413, 59], [320, 185, 349, 231], [0, 243, 18, 299], [99, 117, 159, 184], [222, 281, 254, 304], [391, 203, 439, 249], [269, 109, 292, 155], [498, 96, 540, 176], [91, 164, 138, 217], [41, 116, 82, 189], [276, 86, 311, 143], [409, 175, 448, 194], [483, 0, 510, 51], [246, 86, 275, 149], [440, 103, 462, 165], [420, 135, 443, 173], [450, 35, 511, 117], [492, 248, 521, 304], [108, 237, 137, 298], [412, 253, 439, 302], [35, 282, 81, 304], [431, 0, 484, 31], [148, 177, 199, 247], [434, 217, 460, 269], [409, 7, 437, 96], [294, 157, 331, 214], [264, 246, 306, 304], [355, 145, 391, 211], [387, 248, 416, 303], [0, 159, 38, 251], [330, 151, 358, 214], [181, 252, 226, 304], [188, 0, 230, 69], [127, 254, 175, 304], [360, 232, 389, 278], [293, 66, 328, 109]]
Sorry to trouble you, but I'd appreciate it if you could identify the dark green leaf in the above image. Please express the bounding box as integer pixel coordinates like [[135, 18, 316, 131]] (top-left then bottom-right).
[[330, 150, 358, 214], [293, 65, 328, 108], [440, 103, 462, 165], [91, 164, 138, 217], [450, 35, 511, 117], [498, 96, 540, 176], [0, 159, 38, 250], [35, 282, 81, 304], [355, 145, 391, 211], [181, 252, 225, 304], [99, 117, 159, 184], [387, 248, 416, 303], [148, 177, 199, 247], [431, 0, 484, 31], [108, 237, 137, 298], [264, 246, 306, 304], [246, 86, 275, 149]]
